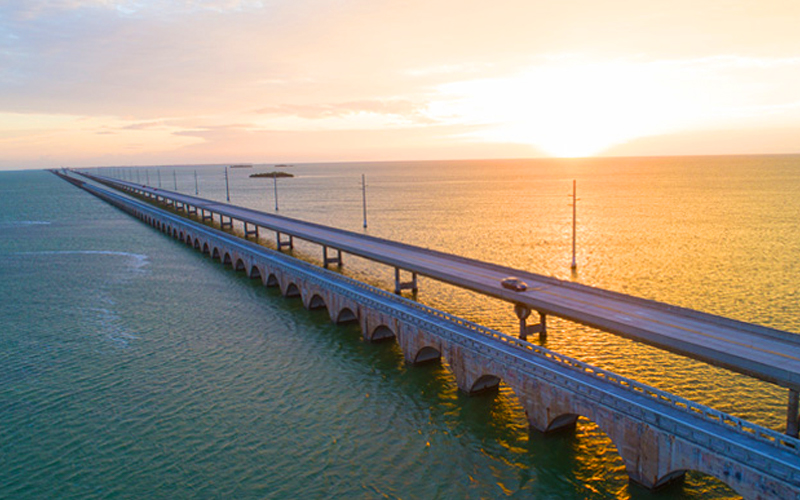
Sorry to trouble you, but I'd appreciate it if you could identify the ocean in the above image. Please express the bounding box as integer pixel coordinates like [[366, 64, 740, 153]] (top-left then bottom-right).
[[2, 156, 799, 498]]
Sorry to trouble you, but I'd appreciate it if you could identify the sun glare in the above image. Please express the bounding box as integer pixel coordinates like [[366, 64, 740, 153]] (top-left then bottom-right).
[[432, 60, 705, 157]]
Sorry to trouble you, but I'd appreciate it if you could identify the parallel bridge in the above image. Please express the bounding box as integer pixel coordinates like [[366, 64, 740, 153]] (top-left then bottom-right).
[[78, 172, 800, 432], [57, 170, 800, 498]]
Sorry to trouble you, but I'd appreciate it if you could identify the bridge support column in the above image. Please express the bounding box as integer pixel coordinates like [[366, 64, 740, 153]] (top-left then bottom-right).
[[220, 215, 233, 229], [187, 205, 197, 216], [514, 304, 546, 341], [394, 268, 417, 294], [244, 222, 259, 239], [323, 246, 342, 268], [277, 232, 294, 250], [176, 202, 185, 212], [201, 209, 213, 222], [788, 389, 800, 437]]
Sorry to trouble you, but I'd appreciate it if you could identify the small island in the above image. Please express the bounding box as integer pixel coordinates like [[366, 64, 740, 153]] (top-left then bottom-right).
[[249, 172, 294, 178], [230, 164, 253, 168]]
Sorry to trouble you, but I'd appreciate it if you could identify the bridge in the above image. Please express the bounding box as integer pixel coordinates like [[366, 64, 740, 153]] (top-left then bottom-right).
[[76, 171, 800, 433], [56, 169, 800, 498]]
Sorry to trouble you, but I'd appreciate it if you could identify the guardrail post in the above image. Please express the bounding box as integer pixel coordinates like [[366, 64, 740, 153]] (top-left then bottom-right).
[[788, 389, 800, 437]]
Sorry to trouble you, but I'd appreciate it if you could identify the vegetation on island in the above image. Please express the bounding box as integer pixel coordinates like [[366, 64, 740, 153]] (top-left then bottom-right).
[[249, 171, 294, 178]]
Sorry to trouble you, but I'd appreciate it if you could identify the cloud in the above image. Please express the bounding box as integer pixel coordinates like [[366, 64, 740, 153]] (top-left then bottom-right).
[[253, 99, 437, 126]]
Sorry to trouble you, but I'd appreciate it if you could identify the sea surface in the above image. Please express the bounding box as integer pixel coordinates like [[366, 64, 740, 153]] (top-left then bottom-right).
[[2, 156, 799, 499]]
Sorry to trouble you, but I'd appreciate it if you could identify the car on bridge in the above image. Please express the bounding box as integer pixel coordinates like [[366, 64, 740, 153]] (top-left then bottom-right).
[[501, 277, 528, 291]]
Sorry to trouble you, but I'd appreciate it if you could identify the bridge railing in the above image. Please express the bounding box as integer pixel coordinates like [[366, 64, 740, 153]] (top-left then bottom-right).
[[76, 173, 800, 458], [330, 268, 800, 454]]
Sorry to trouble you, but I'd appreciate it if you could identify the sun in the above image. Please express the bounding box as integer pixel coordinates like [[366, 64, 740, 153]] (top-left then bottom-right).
[[431, 60, 697, 157]]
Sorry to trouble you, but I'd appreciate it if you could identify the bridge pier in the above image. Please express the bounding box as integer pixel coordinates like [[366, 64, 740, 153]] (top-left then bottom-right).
[[244, 221, 259, 239], [201, 209, 213, 222], [220, 215, 233, 230], [277, 232, 294, 250], [394, 268, 417, 294], [514, 304, 546, 341], [788, 389, 800, 437], [323, 246, 342, 268], [187, 205, 197, 216]]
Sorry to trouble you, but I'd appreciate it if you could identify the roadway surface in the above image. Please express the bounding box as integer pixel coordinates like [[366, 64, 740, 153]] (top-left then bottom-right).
[[80, 172, 800, 391]]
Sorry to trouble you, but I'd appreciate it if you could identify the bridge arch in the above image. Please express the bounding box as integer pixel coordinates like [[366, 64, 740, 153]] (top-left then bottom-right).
[[284, 282, 301, 298], [193, 239, 201, 250], [369, 324, 395, 342], [413, 346, 441, 365], [545, 412, 580, 433], [202, 242, 210, 255], [222, 252, 232, 266], [179, 231, 184, 242], [249, 265, 262, 280], [212, 247, 221, 260], [308, 294, 327, 311], [266, 273, 279, 287], [335, 307, 358, 324], [469, 374, 501, 394], [234, 258, 246, 272], [185, 235, 193, 247]]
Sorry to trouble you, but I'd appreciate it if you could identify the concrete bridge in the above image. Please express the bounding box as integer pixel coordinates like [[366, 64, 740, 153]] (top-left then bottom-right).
[[76, 170, 800, 441], [55, 170, 800, 498]]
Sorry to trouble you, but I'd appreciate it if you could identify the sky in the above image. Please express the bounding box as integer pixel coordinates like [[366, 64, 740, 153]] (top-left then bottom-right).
[[2, 0, 800, 169]]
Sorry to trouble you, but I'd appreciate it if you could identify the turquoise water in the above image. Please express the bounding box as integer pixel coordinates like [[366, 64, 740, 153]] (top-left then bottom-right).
[[3, 158, 799, 498]]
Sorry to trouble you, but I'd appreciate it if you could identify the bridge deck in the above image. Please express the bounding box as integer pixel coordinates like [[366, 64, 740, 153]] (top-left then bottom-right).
[[87, 174, 800, 391]]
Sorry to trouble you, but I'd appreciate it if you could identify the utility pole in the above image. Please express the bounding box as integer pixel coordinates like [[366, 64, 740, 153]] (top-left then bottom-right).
[[157, 169, 162, 188], [273, 173, 279, 211], [224, 166, 230, 202], [194, 170, 199, 195], [362, 174, 367, 228], [571, 179, 578, 270], [173, 170, 177, 191]]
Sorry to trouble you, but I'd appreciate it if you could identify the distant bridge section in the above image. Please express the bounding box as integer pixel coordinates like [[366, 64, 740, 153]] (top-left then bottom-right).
[[75, 170, 800, 439]]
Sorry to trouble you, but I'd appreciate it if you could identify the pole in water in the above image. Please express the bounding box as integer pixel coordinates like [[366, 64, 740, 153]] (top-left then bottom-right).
[[157, 169, 161, 188], [173, 170, 177, 191], [194, 170, 199, 195], [224, 166, 231, 202], [362, 174, 367, 228], [571, 179, 577, 270], [145, 169, 150, 185], [136, 169, 141, 184], [273, 173, 279, 211]]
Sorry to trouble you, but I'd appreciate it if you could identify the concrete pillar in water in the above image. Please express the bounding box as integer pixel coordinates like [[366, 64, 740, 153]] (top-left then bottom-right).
[[394, 268, 418, 294], [323, 246, 342, 268], [515, 304, 547, 341], [788, 389, 800, 437]]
